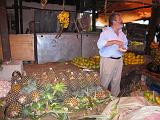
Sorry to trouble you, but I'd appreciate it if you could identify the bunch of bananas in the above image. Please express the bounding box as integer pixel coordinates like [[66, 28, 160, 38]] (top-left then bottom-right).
[[57, 11, 70, 28], [129, 41, 143, 46]]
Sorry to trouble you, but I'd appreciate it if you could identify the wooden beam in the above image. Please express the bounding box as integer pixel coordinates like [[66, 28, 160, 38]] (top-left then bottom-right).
[[108, 0, 153, 6], [0, 0, 11, 61], [14, 0, 20, 34], [92, 0, 96, 32], [19, 0, 23, 33]]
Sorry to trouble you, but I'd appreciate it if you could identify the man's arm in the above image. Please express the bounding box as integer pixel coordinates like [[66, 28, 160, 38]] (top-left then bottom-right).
[[105, 40, 124, 48]]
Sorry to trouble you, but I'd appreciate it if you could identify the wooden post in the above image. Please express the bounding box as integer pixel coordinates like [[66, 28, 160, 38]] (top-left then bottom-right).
[[92, 0, 96, 32], [0, 0, 11, 60], [19, 0, 23, 34], [145, 0, 160, 54], [14, 0, 20, 34]]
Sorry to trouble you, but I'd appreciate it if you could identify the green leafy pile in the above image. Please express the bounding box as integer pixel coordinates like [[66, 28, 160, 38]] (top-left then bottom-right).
[[22, 82, 69, 120]]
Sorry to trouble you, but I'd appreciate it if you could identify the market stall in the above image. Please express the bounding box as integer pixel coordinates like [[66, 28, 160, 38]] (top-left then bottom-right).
[[0, 0, 160, 120]]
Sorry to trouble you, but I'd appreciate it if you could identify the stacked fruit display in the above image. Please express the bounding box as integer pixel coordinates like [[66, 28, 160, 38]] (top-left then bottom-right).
[[147, 42, 160, 73], [150, 42, 160, 65], [128, 41, 144, 51], [71, 56, 100, 69], [143, 91, 160, 105], [123, 52, 144, 65]]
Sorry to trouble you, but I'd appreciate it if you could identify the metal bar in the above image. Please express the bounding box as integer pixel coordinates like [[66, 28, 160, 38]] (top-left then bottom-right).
[[114, 5, 152, 13], [19, 0, 23, 33], [107, 0, 155, 6], [92, 0, 96, 32], [34, 10, 38, 63], [0, 1, 11, 60], [14, 0, 20, 34], [20, 5, 76, 12]]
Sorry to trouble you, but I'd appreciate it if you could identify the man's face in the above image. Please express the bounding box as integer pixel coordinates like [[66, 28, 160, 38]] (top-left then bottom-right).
[[113, 15, 123, 30]]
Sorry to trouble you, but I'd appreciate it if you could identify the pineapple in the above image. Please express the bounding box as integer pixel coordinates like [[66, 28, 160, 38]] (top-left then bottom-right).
[[6, 92, 18, 105], [86, 73, 92, 82], [11, 71, 22, 84], [6, 102, 22, 118], [11, 83, 21, 93], [64, 97, 79, 108], [78, 79, 88, 89], [52, 82, 67, 93], [91, 72, 100, 85], [31, 90, 40, 102], [78, 72, 88, 88], [95, 90, 107, 100], [69, 79, 79, 91], [18, 94, 30, 105], [20, 75, 30, 87]]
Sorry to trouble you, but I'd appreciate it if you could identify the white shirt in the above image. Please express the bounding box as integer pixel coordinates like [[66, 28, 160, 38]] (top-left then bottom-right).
[[97, 27, 128, 58]]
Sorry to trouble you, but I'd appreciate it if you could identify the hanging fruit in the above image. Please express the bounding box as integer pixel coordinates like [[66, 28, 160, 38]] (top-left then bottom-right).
[[57, 10, 70, 29]]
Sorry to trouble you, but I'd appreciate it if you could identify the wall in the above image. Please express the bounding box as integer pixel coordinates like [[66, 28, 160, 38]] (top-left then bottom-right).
[[6, 0, 76, 34], [82, 32, 99, 57]]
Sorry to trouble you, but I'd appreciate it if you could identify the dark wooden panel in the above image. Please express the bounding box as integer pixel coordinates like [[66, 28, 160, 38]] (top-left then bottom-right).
[[126, 23, 148, 42], [35, 9, 76, 33], [35, 9, 57, 33], [0, 0, 11, 60]]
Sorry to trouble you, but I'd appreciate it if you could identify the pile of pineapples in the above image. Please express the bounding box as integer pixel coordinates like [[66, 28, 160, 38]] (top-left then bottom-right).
[[2, 71, 68, 119], [30, 67, 100, 92], [0, 69, 111, 119], [150, 42, 160, 65], [64, 89, 112, 112], [123, 52, 144, 65]]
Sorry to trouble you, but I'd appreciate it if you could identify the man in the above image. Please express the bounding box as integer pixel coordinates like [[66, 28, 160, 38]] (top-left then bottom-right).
[[97, 13, 128, 96]]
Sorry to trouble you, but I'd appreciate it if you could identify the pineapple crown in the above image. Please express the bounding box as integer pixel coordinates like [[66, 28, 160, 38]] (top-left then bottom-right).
[[52, 82, 67, 94]]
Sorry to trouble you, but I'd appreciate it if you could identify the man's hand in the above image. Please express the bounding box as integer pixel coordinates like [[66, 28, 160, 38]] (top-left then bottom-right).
[[114, 40, 124, 48], [105, 40, 123, 48]]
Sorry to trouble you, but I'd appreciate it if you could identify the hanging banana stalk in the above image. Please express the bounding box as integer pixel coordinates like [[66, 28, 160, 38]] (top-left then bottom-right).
[[55, 0, 65, 39], [55, 25, 64, 39], [56, 0, 70, 38], [41, 0, 48, 9]]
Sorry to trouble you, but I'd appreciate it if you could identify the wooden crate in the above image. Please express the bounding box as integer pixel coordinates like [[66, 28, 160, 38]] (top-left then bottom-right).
[[9, 34, 35, 61], [0, 36, 2, 59]]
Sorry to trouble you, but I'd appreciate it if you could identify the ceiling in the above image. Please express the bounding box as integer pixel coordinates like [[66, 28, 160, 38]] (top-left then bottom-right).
[[23, 0, 160, 24], [97, 0, 153, 24]]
